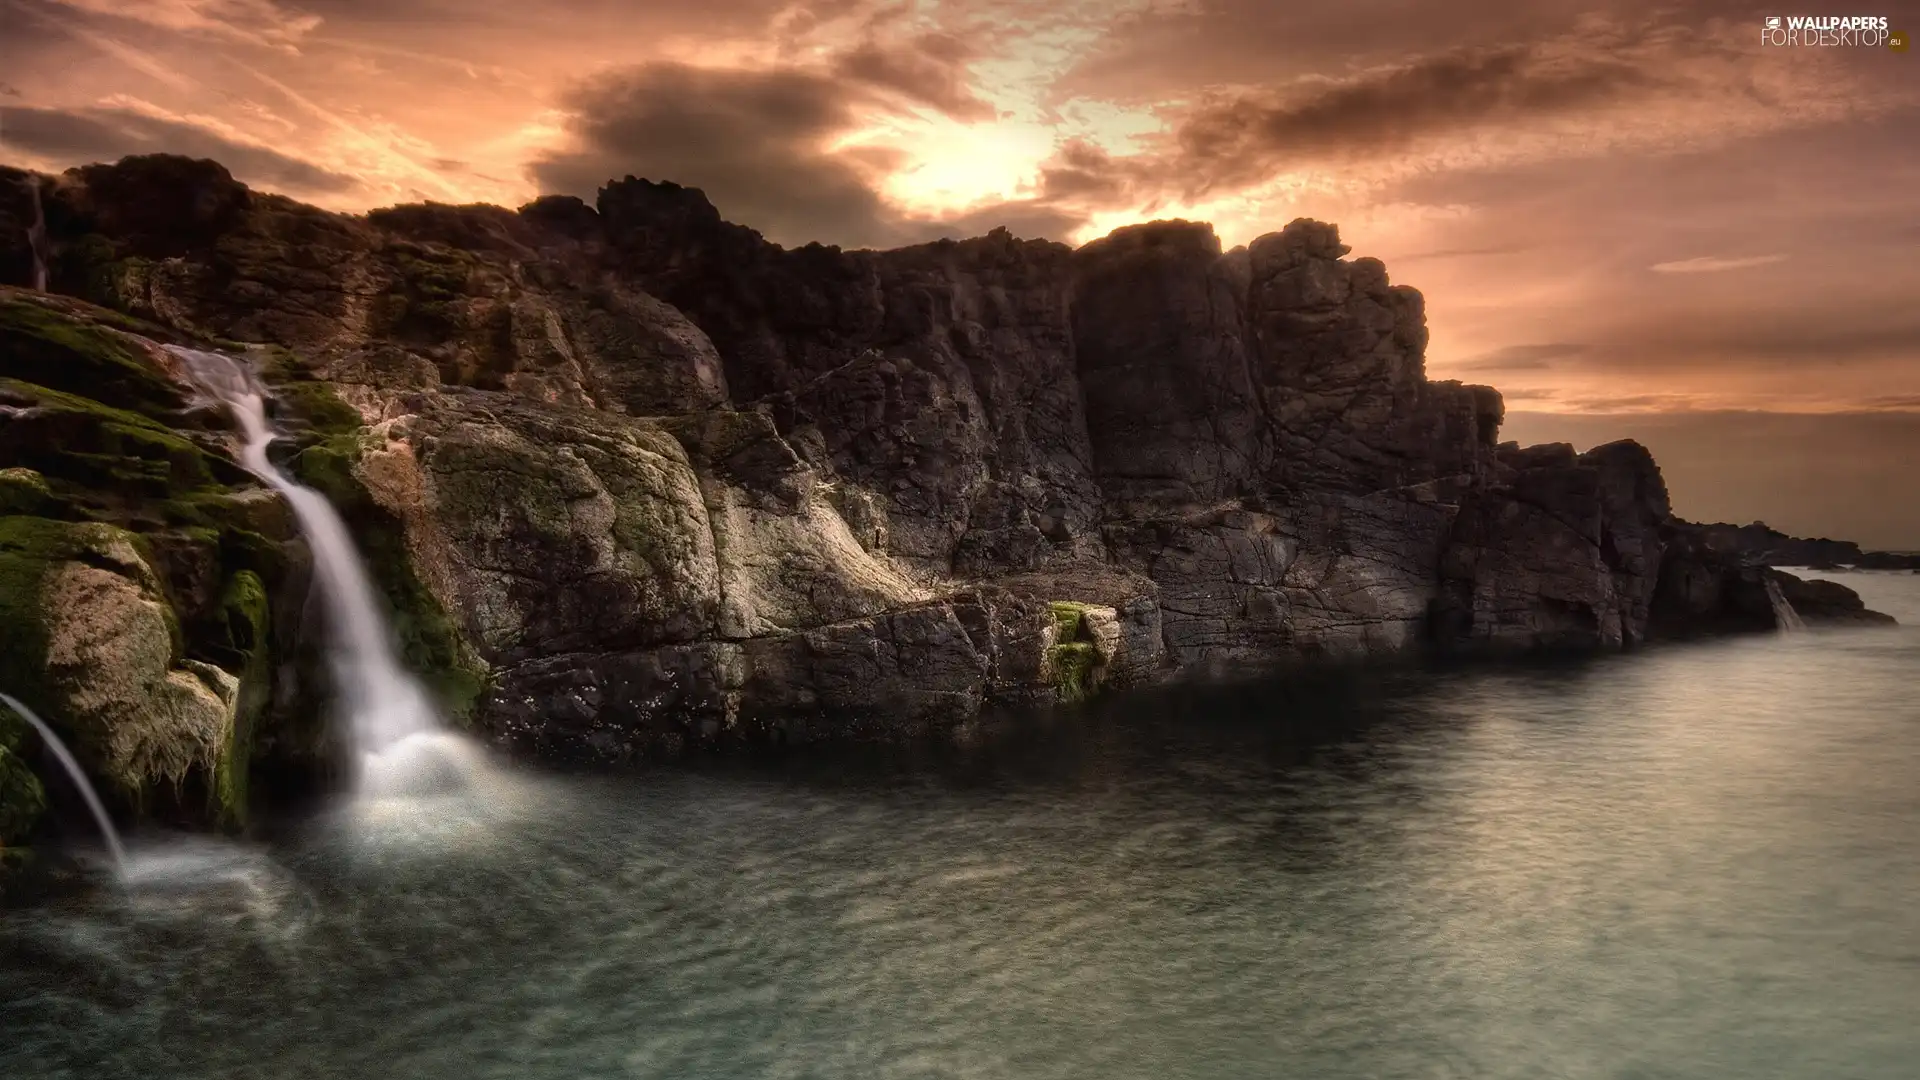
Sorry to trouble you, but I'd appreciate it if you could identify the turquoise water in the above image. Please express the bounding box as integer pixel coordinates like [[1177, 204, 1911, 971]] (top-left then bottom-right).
[[3, 572, 1917, 1079]]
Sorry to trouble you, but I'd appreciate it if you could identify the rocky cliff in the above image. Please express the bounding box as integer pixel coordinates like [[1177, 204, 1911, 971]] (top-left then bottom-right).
[[0, 155, 1895, 874]]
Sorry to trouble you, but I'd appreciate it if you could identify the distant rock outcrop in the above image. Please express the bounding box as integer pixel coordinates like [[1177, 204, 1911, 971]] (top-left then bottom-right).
[[0, 155, 1897, 858], [1683, 519, 1920, 570]]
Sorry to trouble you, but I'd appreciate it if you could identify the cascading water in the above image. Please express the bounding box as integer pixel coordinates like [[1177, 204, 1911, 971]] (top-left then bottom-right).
[[1765, 575, 1807, 633], [166, 347, 472, 797], [24, 177, 50, 293], [0, 692, 126, 876]]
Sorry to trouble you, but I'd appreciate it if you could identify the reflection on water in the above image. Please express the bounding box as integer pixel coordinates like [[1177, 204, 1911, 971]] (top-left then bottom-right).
[[4, 573, 1919, 1079]]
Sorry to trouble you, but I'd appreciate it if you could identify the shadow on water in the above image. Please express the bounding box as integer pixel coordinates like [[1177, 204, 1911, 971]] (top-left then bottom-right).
[[687, 648, 1614, 796]]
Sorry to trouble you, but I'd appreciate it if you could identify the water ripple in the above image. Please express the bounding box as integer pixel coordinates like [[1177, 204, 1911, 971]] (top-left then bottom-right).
[[4, 574, 1920, 1079]]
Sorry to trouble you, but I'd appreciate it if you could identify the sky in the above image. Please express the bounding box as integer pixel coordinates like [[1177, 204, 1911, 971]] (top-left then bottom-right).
[[1, 0, 1916, 544]]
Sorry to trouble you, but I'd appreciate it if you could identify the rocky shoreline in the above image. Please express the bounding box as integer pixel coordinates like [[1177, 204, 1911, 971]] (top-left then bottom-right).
[[0, 155, 1896, 883]]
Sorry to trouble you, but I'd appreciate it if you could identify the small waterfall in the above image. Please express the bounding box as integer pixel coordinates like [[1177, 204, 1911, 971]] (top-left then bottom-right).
[[1, 692, 126, 877], [24, 177, 50, 292], [1764, 576, 1807, 633], [166, 347, 466, 795]]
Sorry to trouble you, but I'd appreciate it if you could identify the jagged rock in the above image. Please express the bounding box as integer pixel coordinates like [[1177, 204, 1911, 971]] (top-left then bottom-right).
[[1684, 519, 1920, 571], [0, 154, 1897, 794], [1775, 571, 1898, 626]]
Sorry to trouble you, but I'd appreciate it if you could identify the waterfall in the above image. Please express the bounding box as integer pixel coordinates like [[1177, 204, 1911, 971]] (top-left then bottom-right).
[[166, 347, 467, 795], [24, 177, 50, 293], [1, 692, 126, 877], [1764, 576, 1807, 633]]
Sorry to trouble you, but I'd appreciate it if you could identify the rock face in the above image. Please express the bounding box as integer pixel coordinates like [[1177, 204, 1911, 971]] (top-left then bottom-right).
[[0, 155, 1898, 857]]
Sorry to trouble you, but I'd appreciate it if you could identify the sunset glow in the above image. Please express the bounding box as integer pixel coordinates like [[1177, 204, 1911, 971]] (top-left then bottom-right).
[[1, 0, 1915, 433]]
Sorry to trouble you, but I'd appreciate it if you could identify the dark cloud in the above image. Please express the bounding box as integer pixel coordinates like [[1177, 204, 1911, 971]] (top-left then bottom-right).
[[0, 103, 357, 193], [1006, 16, 1735, 213], [529, 61, 897, 247], [1035, 139, 1136, 202], [830, 32, 993, 121], [934, 199, 1087, 243], [1454, 342, 1587, 370], [1056, 0, 1758, 103], [1162, 45, 1667, 199], [1504, 409, 1920, 548], [529, 60, 1087, 249]]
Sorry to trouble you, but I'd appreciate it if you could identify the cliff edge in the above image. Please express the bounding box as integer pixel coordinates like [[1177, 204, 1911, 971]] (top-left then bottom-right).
[[0, 155, 1895, 866]]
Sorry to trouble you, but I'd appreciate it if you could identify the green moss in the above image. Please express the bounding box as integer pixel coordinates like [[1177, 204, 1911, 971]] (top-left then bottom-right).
[[1050, 600, 1091, 643], [1046, 602, 1104, 705], [1048, 642, 1099, 705], [275, 381, 363, 436], [0, 516, 77, 719], [0, 296, 184, 413], [219, 571, 269, 657], [253, 347, 365, 437], [0, 378, 217, 498], [211, 570, 269, 828], [0, 469, 53, 516]]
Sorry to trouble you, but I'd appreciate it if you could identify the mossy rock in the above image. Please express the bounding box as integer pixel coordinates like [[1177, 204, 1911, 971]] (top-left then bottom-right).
[[0, 378, 218, 500], [1046, 602, 1111, 704], [0, 469, 53, 516], [0, 515, 236, 813], [0, 295, 185, 413], [1047, 641, 1100, 705], [0, 517, 111, 714], [254, 347, 364, 437], [272, 380, 363, 437], [210, 570, 269, 827], [1050, 600, 1092, 643]]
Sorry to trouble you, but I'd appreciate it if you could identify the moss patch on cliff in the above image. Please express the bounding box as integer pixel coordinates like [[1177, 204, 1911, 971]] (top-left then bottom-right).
[[1047, 642, 1099, 705], [210, 570, 269, 827], [256, 347, 365, 437], [0, 295, 184, 412], [0, 516, 76, 714], [2, 378, 217, 499], [289, 437, 487, 721], [1046, 601, 1103, 704], [0, 469, 54, 517], [1050, 601, 1090, 642]]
